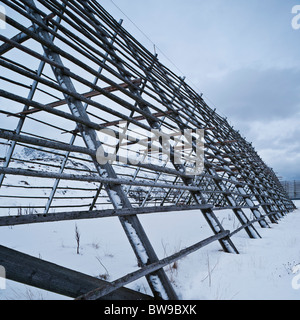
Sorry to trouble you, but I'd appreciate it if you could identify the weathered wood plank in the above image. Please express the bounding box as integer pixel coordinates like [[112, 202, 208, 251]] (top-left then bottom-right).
[[0, 204, 213, 227], [0, 244, 153, 300], [0, 166, 202, 192], [76, 230, 230, 300], [14, 78, 142, 116]]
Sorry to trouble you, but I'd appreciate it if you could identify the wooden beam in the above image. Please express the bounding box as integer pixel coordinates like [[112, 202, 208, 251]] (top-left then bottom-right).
[[0, 28, 34, 56], [214, 167, 239, 173], [0, 166, 202, 192], [100, 110, 174, 128], [214, 140, 237, 145], [13, 78, 142, 117], [0, 244, 152, 300], [0, 129, 193, 179], [0, 203, 213, 227], [77, 230, 230, 300]]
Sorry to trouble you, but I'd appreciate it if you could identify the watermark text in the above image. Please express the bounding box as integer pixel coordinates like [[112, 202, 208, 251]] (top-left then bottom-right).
[[292, 5, 300, 30], [96, 123, 204, 176]]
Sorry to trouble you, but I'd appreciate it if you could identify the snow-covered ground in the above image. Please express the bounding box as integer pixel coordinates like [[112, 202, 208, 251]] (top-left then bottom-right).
[[178, 201, 300, 300], [0, 200, 299, 300]]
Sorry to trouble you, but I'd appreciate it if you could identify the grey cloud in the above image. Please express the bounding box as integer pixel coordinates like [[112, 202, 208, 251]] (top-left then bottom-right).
[[202, 67, 300, 122], [199, 67, 300, 180]]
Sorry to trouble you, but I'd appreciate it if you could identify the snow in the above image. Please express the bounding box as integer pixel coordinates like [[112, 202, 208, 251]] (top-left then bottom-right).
[[123, 221, 149, 264], [109, 190, 122, 209], [178, 202, 300, 300], [0, 187, 299, 300], [148, 275, 169, 300], [245, 198, 254, 207]]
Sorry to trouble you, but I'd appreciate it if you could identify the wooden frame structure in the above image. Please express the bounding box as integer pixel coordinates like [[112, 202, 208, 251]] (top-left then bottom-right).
[[0, 0, 295, 300]]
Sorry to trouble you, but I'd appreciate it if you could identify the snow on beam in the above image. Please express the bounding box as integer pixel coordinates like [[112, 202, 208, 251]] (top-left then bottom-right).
[[0, 166, 202, 192]]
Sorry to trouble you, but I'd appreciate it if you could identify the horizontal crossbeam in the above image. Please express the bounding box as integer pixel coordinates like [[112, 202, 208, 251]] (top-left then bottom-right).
[[13, 78, 143, 116], [0, 203, 213, 227], [76, 230, 230, 300], [0, 244, 152, 300]]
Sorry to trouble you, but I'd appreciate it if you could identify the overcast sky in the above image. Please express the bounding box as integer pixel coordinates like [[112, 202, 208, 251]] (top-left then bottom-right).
[[1, 0, 299, 181], [99, 0, 300, 181]]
